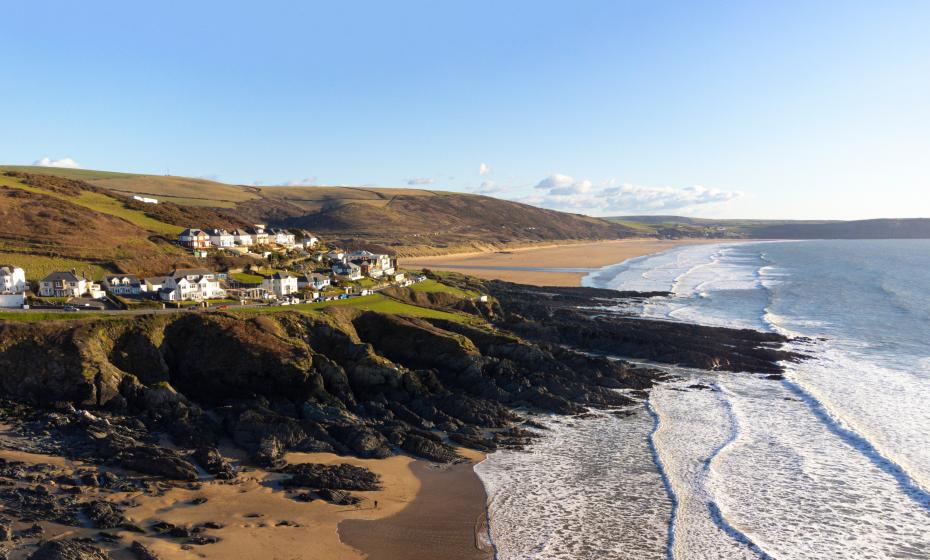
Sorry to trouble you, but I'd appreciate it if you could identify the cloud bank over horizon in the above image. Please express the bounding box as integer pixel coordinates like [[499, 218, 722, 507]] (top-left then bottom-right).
[[33, 157, 82, 169], [520, 173, 742, 216]]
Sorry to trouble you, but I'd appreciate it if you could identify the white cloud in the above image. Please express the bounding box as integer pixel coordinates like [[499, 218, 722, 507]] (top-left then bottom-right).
[[282, 177, 317, 186], [33, 157, 82, 169], [534, 174, 593, 195], [473, 180, 502, 194], [406, 177, 435, 186], [525, 173, 741, 215], [479, 162, 490, 175]]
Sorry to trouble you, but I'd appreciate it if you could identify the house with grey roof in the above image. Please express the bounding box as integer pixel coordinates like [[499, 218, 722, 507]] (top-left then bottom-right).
[[262, 271, 299, 298]]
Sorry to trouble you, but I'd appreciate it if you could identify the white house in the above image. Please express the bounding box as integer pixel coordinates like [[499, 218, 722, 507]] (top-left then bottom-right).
[[132, 195, 159, 204], [249, 224, 270, 246], [298, 272, 331, 291], [231, 229, 253, 247], [332, 261, 363, 280], [300, 235, 320, 249], [206, 229, 235, 248], [326, 250, 346, 262], [39, 272, 88, 298], [0, 266, 27, 294], [271, 229, 296, 248], [103, 275, 142, 296], [262, 272, 299, 298], [143, 276, 169, 293], [159, 268, 226, 301], [348, 250, 396, 277]]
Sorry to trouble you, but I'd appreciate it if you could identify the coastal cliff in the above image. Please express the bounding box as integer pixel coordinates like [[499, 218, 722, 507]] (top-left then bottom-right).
[[0, 281, 796, 558]]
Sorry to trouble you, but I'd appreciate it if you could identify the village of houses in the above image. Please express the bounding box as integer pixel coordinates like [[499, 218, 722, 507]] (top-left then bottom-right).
[[0, 224, 426, 312]]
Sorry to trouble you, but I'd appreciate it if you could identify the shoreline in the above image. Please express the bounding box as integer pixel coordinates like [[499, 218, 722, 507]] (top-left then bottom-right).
[[404, 238, 729, 286], [338, 448, 492, 560]]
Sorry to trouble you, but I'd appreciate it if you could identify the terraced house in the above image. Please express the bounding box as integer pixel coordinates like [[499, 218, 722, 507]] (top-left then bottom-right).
[[206, 228, 235, 248], [178, 228, 211, 249]]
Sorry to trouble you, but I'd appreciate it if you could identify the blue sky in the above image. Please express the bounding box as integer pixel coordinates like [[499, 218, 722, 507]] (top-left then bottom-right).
[[2, 1, 928, 219]]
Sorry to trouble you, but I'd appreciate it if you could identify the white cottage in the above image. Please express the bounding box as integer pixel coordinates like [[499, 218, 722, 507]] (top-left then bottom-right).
[[0, 266, 27, 294], [103, 274, 142, 296], [159, 268, 226, 301], [262, 272, 299, 298]]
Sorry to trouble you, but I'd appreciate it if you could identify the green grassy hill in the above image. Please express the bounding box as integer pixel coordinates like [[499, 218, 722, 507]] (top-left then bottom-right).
[[0, 171, 249, 280], [2, 165, 642, 258]]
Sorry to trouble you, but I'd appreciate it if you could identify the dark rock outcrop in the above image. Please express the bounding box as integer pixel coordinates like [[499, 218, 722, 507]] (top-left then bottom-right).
[[28, 540, 110, 560], [282, 463, 380, 491]]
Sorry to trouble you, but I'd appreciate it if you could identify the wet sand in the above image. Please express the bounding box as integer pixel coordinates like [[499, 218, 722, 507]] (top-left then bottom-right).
[[0, 445, 489, 560], [404, 238, 724, 286], [339, 448, 492, 560]]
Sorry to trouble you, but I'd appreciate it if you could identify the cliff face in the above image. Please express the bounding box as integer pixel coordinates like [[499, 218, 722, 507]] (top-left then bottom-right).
[[0, 308, 655, 474], [0, 278, 799, 484]]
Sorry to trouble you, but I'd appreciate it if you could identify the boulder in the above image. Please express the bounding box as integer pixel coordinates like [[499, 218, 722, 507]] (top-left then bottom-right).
[[282, 463, 380, 491]]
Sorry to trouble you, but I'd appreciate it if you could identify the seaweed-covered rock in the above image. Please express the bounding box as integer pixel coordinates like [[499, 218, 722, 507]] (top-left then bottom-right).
[[28, 540, 110, 560], [282, 463, 380, 491], [401, 434, 459, 463]]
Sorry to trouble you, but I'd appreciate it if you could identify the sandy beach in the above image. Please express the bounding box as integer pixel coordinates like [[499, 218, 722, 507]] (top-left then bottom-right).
[[405, 238, 724, 286], [339, 448, 491, 560], [0, 445, 490, 560]]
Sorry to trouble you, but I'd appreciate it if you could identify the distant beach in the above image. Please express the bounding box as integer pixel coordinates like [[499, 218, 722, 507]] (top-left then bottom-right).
[[405, 238, 725, 286]]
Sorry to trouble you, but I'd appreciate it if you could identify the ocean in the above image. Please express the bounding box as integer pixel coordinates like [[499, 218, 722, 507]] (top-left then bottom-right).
[[475, 239, 930, 559]]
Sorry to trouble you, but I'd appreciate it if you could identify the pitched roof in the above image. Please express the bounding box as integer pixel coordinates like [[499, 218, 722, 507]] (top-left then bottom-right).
[[169, 268, 214, 279], [145, 276, 169, 285], [41, 271, 82, 283], [180, 228, 206, 237], [105, 274, 140, 282], [270, 271, 295, 280]]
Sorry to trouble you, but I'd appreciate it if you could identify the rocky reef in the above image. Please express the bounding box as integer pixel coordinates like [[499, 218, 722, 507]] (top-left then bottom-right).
[[0, 277, 798, 557]]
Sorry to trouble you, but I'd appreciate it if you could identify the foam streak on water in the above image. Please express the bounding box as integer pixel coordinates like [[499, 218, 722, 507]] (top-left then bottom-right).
[[480, 240, 930, 559], [476, 409, 670, 559]]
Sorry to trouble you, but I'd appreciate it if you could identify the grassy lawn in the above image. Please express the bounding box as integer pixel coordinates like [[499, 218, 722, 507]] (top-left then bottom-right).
[[229, 272, 265, 283], [409, 279, 478, 298], [0, 311, 109, 322], [235, 294, 469, 322], [1, 176, 183, 236], [0, 252, 111, 282]]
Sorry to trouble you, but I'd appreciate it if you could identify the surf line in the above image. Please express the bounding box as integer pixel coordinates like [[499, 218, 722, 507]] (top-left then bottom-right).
[[645, 399, 678, 560], [783, 379, 930, 511], [703, 383, 775, 560]]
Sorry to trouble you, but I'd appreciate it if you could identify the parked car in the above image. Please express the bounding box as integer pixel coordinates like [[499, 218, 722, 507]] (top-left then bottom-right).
[[63, 305, 78, 312]]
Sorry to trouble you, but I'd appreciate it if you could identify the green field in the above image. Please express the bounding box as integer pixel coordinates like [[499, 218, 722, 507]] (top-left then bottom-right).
[[235, 293, 468, 322], [408, 278, 478, 298], [1, 176, 183, 236], [0, 166, 137, 181], [0, 311, 109, 322], [0, 252, 111, 282], [228, 272, 266, 283]]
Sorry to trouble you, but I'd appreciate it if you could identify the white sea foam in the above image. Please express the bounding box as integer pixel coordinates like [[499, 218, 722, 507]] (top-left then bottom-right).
[[709, 375, 930, 559], [490, 240, 930, 559], [476, 409, 671, 559]]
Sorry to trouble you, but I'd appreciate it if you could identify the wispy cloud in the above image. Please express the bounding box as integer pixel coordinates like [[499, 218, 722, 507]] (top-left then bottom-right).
[[473, 180, 502, 194], [33, 157, 82, 169], [406, 177, 435, 186], [525, 173, 741, 215], [282, 177, 317, 186], [479, 162, 490, 175]]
